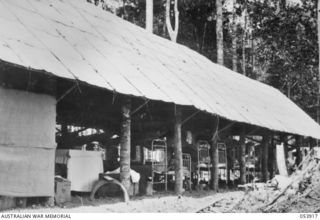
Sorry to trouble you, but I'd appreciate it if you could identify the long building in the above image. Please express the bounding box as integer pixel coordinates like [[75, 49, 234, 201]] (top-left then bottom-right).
[[0, 0, 319, 208]]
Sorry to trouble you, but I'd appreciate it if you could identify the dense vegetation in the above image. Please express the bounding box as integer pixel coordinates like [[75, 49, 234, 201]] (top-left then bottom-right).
[[88, 0, 319, 119]]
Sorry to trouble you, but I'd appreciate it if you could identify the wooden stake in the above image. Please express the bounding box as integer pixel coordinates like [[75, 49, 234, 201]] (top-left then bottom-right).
[[120, 97, 131, 192], [174, 105, 183, 194], [239, 130, 246, 184]]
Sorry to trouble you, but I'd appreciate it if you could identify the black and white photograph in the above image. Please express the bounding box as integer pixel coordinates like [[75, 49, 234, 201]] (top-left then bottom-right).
[[0, 0, 320, 216]]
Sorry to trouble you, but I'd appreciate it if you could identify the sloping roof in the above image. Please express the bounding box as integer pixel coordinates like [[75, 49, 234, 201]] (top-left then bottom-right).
[[1, 0, 320, 139]]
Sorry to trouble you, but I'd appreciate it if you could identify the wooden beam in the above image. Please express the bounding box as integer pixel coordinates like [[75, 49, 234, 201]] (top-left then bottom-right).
[[239, 129, 246, 184], [56, 131, 113, 148], [174, 105, 183, 194], [218, 122, 235, 134], [120, 97, 131, 192], [246, 136, 262, 144]]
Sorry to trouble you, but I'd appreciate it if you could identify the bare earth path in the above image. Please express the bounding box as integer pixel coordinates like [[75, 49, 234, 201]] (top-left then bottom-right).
[[9, 190, 244, 213]]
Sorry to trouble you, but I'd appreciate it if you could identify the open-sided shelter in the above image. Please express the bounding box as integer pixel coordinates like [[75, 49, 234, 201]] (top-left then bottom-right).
[[1, 0, 320, 202]]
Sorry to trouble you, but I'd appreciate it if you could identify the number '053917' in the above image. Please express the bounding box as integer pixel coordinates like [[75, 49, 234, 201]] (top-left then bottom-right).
[[300, 214, 318, 219]]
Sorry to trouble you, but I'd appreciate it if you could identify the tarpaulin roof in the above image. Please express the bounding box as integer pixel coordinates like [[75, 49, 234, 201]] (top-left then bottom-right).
[[1, 0, 320, 139]]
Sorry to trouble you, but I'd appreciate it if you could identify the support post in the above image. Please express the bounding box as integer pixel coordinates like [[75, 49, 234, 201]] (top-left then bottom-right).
[[120, 97, 131, 192], [295, 135, 301, 167], [239, 130, 246, 184], [280, 134, 289, 174], [174, 105, 183, 194], [261, 134, 270, 182], [211, 136, 219, 191], [211, 117, 219, 191], [60, 123, 68, 149], [269, 136, 276, 179], [280, 135, 289, 159], [226, 145, 230, 188]]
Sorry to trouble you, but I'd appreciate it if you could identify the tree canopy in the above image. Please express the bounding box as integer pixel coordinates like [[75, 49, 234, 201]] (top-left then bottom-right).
[[87, 0, 319, 121]]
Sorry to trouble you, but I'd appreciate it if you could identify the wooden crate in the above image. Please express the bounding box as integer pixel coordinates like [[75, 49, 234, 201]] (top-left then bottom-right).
[[54, 179, 71, 205]]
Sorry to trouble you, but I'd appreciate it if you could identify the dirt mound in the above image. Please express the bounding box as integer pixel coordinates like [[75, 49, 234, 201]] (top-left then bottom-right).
[[230, 149, 320, 213]]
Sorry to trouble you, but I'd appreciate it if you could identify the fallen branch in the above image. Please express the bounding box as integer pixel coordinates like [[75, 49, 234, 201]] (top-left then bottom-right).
[[311, 188, 320, 197], [288, 188, 313, 205], [307, 195, 320, 202], [300, 199, 312, 206], [225, 193, 248, 212], [313, 207, 320, 213], [263, 161, 320, 212]]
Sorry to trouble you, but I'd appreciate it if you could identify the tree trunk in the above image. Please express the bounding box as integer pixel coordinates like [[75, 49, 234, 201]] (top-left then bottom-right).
[[174, 105, 183, 194], [162, 8, 167, 37], [216, 0, 223, 65], [251, 23, 255, 74], [295, 136, 301, 166], [242, 0, 247, 75], [280, 135, 289, 174], [261, 134, 270, 182], [317, 0, 320, 132], [239, 130, 246, 184], [269, 136, 276, 179], [166, 0, 179, 42], [120, 97, 131, 192], [60, 124, 68, 148], [280, 0, 286, 10], [232, 0, 238, 72], [210, 117, 219, 190], [146, 0, 153, 33], [226, 145, 231, 187], [211, 134, 219, 191]]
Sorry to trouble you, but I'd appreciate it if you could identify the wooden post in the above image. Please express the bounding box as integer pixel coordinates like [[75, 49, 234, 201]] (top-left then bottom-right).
[[120, 97, 131, 192], [239, 130, 246, 184], [261, 134, 270, 182], [295, 135, 302, 167], [174, 105, 183, 194], [280, 134, 290, 174], [269, 136, 275, 179], [280, 135, 289, 158], [60, 123, 68, 148], [226, 145, 231, 188], [211, 136, 219, 191]]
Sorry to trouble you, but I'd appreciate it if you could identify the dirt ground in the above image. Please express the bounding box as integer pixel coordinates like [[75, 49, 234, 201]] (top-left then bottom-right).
[[7, 152, 320, 214], [8, 190, 244, 213]]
